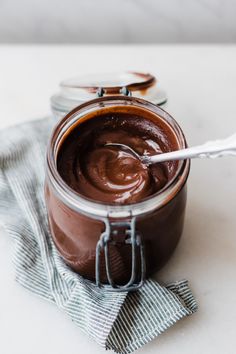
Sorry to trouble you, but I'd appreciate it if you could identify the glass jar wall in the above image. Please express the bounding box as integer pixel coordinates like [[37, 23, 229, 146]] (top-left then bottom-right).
[[45, 96, 189, 291]]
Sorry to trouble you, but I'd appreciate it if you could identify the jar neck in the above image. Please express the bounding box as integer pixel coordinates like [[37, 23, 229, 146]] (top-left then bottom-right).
[[47, 96, 190, 219]]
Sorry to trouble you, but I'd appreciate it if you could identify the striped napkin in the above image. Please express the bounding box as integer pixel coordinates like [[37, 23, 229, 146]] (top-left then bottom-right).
[[0, 117, 197, 353]]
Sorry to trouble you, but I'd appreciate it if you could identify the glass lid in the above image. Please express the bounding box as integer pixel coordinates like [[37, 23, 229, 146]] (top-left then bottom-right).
[[61, 72, 156, 93], [51, 71, 168, 115]]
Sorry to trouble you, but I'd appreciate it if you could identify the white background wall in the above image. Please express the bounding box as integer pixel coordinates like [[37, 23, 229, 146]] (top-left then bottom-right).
[[0, 0, 236, 43]]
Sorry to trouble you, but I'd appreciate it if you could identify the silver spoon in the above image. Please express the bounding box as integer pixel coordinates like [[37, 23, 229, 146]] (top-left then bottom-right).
[[105, 133, 236, 165]]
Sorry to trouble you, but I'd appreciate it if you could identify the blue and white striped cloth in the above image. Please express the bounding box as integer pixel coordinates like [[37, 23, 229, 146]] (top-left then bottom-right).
[[0, 117, 197, 353]]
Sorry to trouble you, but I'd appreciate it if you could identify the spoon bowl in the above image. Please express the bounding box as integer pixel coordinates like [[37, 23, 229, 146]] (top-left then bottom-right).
[[105, 143, 152, 165]]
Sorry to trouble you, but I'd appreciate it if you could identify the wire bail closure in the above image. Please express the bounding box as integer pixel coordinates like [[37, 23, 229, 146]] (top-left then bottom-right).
[[95, 87, 143, 291], [95, 217, 146, 292]]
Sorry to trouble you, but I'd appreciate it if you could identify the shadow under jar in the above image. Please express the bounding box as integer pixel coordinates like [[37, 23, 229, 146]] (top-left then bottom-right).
[[45, 96, 190, 291]]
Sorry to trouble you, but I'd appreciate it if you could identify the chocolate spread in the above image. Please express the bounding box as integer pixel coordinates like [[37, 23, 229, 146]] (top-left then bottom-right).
[[57, 107, 179, 204]]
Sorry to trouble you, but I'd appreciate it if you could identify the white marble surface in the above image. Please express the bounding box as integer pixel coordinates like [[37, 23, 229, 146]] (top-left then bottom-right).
[[0, 45, 236, 354], [1, 0, 236, 43]]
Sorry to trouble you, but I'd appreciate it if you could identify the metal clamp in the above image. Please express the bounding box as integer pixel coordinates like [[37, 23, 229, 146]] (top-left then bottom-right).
[[95, 217, 146, 292]]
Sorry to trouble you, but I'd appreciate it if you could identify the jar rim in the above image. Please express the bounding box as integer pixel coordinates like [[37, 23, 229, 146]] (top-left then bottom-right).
[[46, 96, 190, 219]]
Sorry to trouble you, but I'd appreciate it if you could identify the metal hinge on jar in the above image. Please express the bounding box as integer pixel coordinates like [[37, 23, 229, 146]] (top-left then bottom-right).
[[96, 86, 132, 97], [95, 217, 146, 292]]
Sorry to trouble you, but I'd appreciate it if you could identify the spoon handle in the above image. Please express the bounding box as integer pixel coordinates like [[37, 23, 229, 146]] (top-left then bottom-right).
[[148, 133, 236, 164]]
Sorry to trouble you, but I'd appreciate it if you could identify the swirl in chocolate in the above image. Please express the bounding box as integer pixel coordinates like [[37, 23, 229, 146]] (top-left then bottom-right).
[[57, 107, 179, 204]]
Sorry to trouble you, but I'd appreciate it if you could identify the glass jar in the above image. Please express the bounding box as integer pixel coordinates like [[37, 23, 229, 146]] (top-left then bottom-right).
[[45, 95, 189, 291], [50, 71, 167, 120]]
